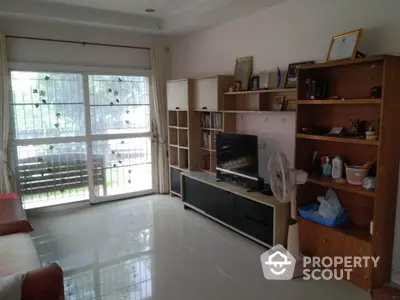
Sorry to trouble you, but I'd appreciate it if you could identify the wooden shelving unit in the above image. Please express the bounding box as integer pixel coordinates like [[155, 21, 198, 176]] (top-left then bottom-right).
[[223, 87, 296, 112], [167, 80, 197, 197], [296, 133, 380, 146], [295, 55, 400, 290]]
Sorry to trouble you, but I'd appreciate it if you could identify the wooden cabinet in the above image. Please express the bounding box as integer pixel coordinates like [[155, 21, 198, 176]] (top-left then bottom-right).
[[193, 76, 232, 111], [299, 218, 372, 289], [296, 56, 400, 290], [167, 79, 189, 110], [181, 171, 289, 247]]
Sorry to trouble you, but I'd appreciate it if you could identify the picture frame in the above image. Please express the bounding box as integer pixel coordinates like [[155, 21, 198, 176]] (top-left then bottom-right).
[[251, 76, 260, 91], [326, 28, 363, 61], [284, 61, 314, 89], [234, 56, 253, 91], [235, 81, 241, 92], [272, 96, 285, 111]]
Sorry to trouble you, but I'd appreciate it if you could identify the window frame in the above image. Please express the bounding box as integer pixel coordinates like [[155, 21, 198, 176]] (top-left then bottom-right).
[[9, 62, 157, 205]]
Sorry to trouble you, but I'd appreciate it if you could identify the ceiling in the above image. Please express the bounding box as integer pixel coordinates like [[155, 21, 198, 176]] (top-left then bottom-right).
[[0, 0, 286, 35]]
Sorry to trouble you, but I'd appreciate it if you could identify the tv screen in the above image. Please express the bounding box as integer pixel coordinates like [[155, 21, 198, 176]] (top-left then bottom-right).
[[216, 132, 258, 179]]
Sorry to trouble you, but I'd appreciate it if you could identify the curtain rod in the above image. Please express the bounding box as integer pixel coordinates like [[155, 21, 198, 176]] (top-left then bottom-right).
[[5, 35, 150, 50]]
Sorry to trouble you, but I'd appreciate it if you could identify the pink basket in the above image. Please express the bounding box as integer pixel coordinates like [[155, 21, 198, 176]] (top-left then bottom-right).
[[345, 166, 368, 185]]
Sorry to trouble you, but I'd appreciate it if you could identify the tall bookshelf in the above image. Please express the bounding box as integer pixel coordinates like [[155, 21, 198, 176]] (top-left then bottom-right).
[[167, 79, 196, 197], [295, 55, 400, 290]]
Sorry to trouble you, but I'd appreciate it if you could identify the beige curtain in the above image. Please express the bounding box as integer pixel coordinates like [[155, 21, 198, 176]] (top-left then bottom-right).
[[150, 46, 170, 194], [0, 33, 12, 194]]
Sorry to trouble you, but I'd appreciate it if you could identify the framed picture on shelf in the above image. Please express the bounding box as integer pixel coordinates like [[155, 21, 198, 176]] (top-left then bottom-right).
[[284, 61, 314, 88], [251, 76, 260, 91], [235, 81, 241, 92], [234, 56, 253, 91], [272, 96, 285, 111], [327, 28, 363, 61]]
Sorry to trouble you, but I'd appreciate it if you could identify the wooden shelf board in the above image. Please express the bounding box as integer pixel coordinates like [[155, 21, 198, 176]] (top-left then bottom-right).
[[170, 144, 179, 148], [179, 146, 189, 150], [296, 133, 379, 146], [297, 55, 389, 70], [200, 147, 216, 152], [200, 127, 223, 131], [170, 165, 188, 172], [194, 109, 220, 112], [223, 110, 296, 114], [299, 217, 371, 243], [225, 88, 296, 95], [296, 99, 381, 105], [307, 176, 376, 198], [169, 126, 188, 129], [170, 191, 181, 197]]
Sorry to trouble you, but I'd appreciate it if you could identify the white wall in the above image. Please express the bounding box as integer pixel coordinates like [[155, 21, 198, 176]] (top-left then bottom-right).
[[0, 17, 167, 69], [171, 0, 400, 78], [169, 0, 400, 274]]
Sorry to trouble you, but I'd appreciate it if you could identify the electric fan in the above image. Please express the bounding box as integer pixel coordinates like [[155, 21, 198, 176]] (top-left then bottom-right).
[[268, 151, 308, 204], [268, 151, 308, 260]]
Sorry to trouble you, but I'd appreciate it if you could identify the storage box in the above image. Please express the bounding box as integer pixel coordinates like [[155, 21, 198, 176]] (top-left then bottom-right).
[[298, 204, 347, 227]]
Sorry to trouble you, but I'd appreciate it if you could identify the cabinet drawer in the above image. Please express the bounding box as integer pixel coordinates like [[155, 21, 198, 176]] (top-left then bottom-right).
[[299, 218, 346, 257], [235, 195, 274, 245], [167, 80, 188, 110], [193, 77, 219, 110], [236, 196, 274, 227]]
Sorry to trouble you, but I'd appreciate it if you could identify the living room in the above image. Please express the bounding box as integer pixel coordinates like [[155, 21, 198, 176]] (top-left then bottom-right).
[[1, 0, 400, 299]]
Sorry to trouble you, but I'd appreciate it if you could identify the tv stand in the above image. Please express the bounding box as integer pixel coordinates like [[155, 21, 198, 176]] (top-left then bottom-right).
[[181, 171, 290, 247]]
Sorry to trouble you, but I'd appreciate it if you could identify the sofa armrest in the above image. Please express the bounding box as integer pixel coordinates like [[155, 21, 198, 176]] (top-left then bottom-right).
[[0, 194, 33, 236], [21, 263, 64, 300]]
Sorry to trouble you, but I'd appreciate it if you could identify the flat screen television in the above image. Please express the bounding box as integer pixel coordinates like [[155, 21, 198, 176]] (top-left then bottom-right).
[[216, 132, 259, 180]]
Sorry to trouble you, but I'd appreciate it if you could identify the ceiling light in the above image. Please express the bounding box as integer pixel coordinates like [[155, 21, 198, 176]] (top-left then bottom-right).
[[145, 8, 156, 13]]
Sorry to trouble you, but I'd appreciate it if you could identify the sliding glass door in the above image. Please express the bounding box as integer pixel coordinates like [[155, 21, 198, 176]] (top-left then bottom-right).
[[10, 70, 155, 208], [87, 74, 154, 203]]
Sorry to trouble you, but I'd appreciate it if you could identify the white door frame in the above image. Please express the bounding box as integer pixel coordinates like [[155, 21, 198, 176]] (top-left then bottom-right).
[[9, 62, 157, 205]]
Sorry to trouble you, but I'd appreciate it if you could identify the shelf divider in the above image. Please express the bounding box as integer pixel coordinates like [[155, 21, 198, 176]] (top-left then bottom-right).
[[307, 176, 376, 198], [296, 133, 379, 146], [296, 99, 381, 105]]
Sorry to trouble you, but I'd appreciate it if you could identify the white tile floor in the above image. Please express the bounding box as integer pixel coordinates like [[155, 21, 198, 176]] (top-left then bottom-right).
[[27, 195, 370, 300]]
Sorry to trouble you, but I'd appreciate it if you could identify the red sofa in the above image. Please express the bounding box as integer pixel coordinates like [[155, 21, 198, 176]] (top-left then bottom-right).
[[0, 193, 64, 299]]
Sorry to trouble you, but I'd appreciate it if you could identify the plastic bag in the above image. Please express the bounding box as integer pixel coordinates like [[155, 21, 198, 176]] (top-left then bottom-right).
[[317, 189, 343, 220]]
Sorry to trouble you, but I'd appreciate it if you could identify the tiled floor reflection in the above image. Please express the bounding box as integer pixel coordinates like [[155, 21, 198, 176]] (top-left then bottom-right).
[[28, 195, 370, 300]]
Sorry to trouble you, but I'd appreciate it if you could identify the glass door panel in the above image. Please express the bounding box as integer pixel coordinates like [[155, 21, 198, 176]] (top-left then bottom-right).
[[87, 75, 154, 203]]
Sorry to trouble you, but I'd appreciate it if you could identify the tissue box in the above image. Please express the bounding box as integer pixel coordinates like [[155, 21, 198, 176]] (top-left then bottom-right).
[[298, 204, 347, 227]]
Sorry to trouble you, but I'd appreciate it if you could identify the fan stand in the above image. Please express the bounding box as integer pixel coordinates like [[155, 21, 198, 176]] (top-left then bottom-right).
[[287, 188, 306, 279]]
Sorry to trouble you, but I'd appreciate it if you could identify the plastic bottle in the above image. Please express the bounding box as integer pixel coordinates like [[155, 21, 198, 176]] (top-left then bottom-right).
[[323, 157, 332, 177], [332, 155, 343, 179]]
